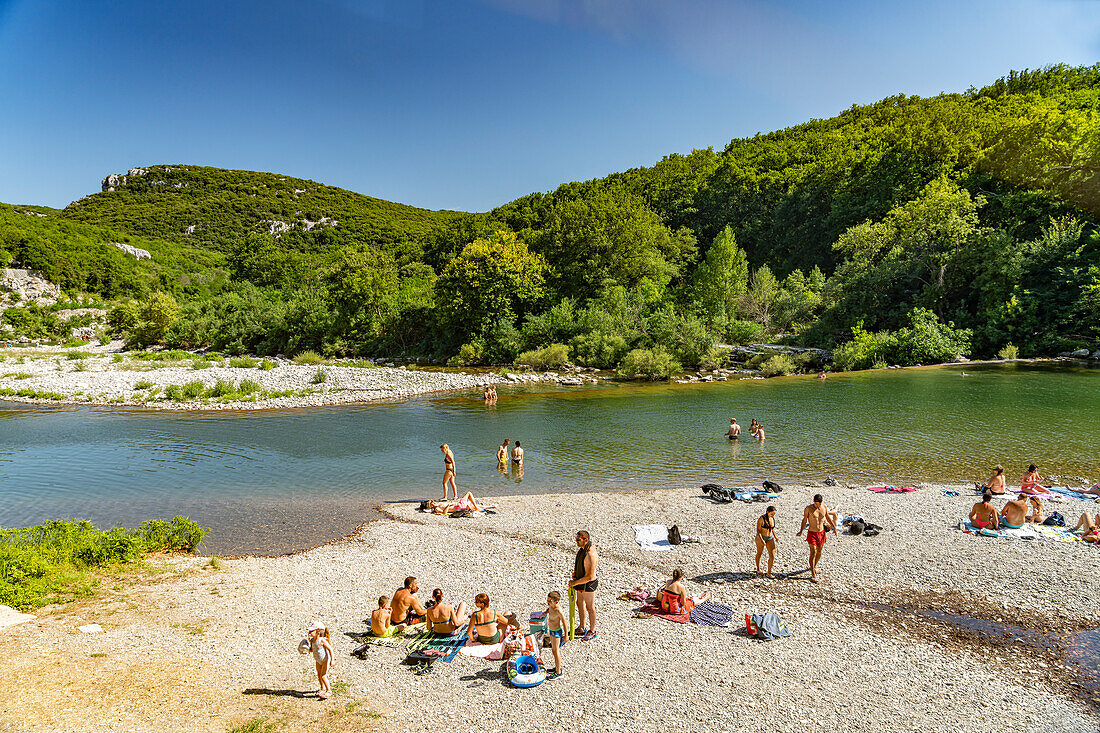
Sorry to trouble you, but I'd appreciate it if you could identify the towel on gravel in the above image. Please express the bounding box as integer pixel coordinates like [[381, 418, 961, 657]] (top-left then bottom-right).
[[458, 640, 505, 659], [689, 602, 735, 627], [406, 630, 468, 661], [1033, 525, 1083, 543], [353, 626, 413, 648], [868, 485, 916, 493], [956, 519, 1039, 540], [633, 524, 674, 551], [636, 599, 689, 623], [1047, 486, 1093, 501]]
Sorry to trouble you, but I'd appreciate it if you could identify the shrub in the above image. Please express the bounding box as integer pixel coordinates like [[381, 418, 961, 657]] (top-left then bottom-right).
[[237, 379, 260, 395], [65, 351, 93, 360], [190, 358, 213, 370], [180, 380, 205, 399], [886, 308, 971, 366], [228, 356, 258, 369], [569, 331, 628, 369], [292, 350, 323, 365], [258, 359, 276, 371], [515, 343, 570, 371], [311, 368, 328, 384], [163, 384, 183, 400], [616, 347, 681, 380], [997, 343, 1019, 360], [207, 379, 234, 397], [133, 380, 155, 390], [71, 360, 88, 372], [726, 319, 764, 345], [760, 354, 796, 377]]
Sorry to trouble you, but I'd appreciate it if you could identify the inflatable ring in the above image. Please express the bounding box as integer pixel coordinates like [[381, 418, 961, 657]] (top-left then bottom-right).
[[507, 654, 546, 688]]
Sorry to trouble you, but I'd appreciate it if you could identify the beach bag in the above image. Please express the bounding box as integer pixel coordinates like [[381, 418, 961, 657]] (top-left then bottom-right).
[[418, 500, 430, 511], [748, 612, 790, 641], [450, 508, 471, 518], [849, 520, 865, 536], [667, 525, 682, 545], [762, 480, 784, 492], [1043, 512, 1065, 527]]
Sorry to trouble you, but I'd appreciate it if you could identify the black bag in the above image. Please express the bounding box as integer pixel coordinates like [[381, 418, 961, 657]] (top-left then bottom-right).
[[849, 520, 865, 535], [668, 525, 682, 545], [418, 500, 430, 511], [1043, 512, 1065, 527], [450, 508, 471, 518], [762, 480, 783, 492]]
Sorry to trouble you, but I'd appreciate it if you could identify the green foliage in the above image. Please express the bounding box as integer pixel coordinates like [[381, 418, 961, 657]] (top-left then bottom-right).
[[616, 347, 681, 380], [0, 516, 207, 611], [228, 356, 257, 368], [259, 359, 276, 370], [726, 319, 765, 345], [311, 368, 328, 384], [109, 292, 182, 348], [133, 380, 155, 389], [759, 354, 796, 377], [292, 350, 324, 365], [832, 309, 971, 370], [997, 343, 1019, 359], [516, 343, 570, 370]]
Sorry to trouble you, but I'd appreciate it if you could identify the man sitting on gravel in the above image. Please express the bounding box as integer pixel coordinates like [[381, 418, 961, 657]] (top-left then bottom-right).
[[391, 577, 428, 628], [999, 494, 1029, 528], [969, 492, 1000, 531], [796, 495, 838, 583]]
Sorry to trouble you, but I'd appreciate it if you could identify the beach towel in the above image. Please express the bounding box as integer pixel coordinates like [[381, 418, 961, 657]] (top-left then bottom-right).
[[405, 630, 468, 662], [633, 524, 674, 551], [458, 640, 506, 659], [1048, 486, 1092, 501], [689, 602, 735, 627], [747, 612, 791, 640], [868, 485, 916, 493], [940, 488, 961, 497], [1033, 525, 1085, 543], [636, 599, 689, 623], [351, 626, 412, 648], [956, 519, 1039, 540]]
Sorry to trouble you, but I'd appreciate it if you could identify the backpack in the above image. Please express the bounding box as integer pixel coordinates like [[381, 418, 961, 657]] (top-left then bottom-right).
[[667, 525, 682, 545], [1043, 512, 1065, 527]]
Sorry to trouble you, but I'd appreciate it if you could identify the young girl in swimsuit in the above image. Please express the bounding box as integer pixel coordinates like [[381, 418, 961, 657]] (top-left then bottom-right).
[[755, 506, 778, 578], [306, 621, 334, 698], [750, 419, 759, 438], [441, 444, 457, 500]]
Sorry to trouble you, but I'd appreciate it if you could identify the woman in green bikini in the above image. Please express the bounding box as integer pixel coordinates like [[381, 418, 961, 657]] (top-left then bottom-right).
[[755, 505, 778, 578], [466, 593, 508, 644]]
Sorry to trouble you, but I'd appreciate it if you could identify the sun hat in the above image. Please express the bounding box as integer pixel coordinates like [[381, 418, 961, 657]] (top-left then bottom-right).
[[307, 620, 324, 632]]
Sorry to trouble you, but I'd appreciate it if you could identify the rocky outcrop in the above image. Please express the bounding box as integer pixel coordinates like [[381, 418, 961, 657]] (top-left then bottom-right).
[[109, 242, 151, 260], [0, 268, 61, 305], [100, 168, 149, 192]]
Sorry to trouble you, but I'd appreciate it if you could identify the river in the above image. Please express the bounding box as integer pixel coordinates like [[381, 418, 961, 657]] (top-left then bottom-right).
[[2, 362, 1098, 555]]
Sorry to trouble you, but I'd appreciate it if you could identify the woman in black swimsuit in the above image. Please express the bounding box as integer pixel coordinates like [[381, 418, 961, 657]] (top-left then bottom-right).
[[440, 444, 457, 500], [755, 505, 778, 579]]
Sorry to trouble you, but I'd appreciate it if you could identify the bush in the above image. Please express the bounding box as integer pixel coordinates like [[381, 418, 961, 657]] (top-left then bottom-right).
[[726, 319, 764, 345], [191, 358, 213, 370], [450, 342, 484, 367], [886, 308, 971, 366], [163, 384, 183, 400], [760, 354, 796, 377], [258, 359, 276, 371], [207, 378, 234, 397], [228, 356, 258, 368], [997, 343, 1019, 360], [133, 380, 155, 390], [181, 380, 205, 399], [311, 368, 328, 384], [109, 292, 181, 349], [616, 347, 681, 380], [569, 331, 629, 369], [515, 343, 570, 371], [237, 379, 260, 394], [293, 350, 324, 365]]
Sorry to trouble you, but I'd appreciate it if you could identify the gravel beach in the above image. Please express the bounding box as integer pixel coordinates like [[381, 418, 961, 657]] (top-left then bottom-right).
[[2, 484, 1098, 733]]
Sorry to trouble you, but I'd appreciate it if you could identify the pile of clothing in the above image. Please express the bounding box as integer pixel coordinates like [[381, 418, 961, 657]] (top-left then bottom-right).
[[839, 513, 882, 537], [702, 482, 781, 503]]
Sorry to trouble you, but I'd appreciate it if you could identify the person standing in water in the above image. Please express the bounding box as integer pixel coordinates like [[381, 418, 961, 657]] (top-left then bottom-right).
[[511, 440, 524, 466], [726, 419, 741, 440], [441, 444, 457, 500], [749, 419, 760, 438], [569, 530, 598, 640], [796, 494, 837, 583], [496, 439, 510, 472]]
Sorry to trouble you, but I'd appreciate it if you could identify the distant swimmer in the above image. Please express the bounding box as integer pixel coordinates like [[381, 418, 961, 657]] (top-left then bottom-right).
[[750, 419, 760, 438], [496, 439, 510, 470], [818, 371, 826, 380], [511, 440, 524, 465], [755, 425, 766, 441], [726, 419, 741, 440]]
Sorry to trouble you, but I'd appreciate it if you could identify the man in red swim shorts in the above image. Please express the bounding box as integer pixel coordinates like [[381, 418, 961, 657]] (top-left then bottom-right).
[[797, 494, 838, 583]]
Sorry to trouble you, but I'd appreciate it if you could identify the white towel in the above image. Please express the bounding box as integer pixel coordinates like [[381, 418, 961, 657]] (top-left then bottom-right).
[[633, 524, 673, 551]]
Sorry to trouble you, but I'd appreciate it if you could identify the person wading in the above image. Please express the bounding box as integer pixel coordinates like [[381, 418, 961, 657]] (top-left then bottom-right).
[[569, 530, 598, 640]]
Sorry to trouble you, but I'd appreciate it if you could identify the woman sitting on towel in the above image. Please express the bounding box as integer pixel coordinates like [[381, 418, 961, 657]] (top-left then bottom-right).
[[425, 588, 469, 635], [1072, 513, 1100, 542], [659, 568, 712, 614], [466, 593, 509, 644]]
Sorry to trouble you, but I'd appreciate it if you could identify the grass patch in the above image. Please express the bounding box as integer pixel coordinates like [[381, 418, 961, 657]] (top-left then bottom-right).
[[292, 350, 323, 365], [228, 356, 258, 368], [89, 652, 107, 658], [129, 350, 191, 361], [181, 380, 205, 399], [64, 351, 93, 360], [258, 359, 276, 371], [206, 557, 223, 571], [190, 358, 214, 370], [0, 516, 207, 611], [237, 379, 260, 395], [227, 718, 281, 733], [341, 359, 377, 369], [61, 338, 90, 348], [0, 387, 66, 400], [311, 368, 328, 384], [71, 360, 88, 372], [133, 379, 155, 390], [3, 372, 33, 379]]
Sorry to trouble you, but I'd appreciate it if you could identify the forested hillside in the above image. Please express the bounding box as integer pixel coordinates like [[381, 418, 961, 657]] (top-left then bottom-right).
[[3, 65, 1098, 375]]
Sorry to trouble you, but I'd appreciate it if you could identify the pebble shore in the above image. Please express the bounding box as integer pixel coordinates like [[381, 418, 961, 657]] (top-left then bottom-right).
[[2, 484, 1097, 733]]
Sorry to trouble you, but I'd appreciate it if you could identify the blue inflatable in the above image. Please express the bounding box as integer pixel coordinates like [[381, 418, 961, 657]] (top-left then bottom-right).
[[507, 654, 546, 688]]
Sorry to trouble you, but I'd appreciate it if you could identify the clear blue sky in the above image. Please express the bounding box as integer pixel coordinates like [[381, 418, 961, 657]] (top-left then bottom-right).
[[1, 0, 1097, 212]]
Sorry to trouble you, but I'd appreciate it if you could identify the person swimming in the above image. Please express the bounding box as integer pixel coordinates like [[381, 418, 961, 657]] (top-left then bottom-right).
[[726, 419, 741, 440]]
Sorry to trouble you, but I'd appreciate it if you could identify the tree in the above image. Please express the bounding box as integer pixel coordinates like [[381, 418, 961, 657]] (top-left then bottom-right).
[[691, 226, 748, 328], [435, 230, 548, 339], [742, 265, 780, 332]]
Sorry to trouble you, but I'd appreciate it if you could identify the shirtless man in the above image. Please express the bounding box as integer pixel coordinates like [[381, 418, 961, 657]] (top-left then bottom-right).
[[796, 494, 838, 583], [371, 596, 394, 637], [390, 577, 427, 628], [569, 530, 598, 640], [496, 439, 510, 471], [970, 492, 1000, 531], [511, 440, 524, 466], [1000, 494, 1030, 529], [726, 419, 741, 440], [982, 465, 1007, 495]]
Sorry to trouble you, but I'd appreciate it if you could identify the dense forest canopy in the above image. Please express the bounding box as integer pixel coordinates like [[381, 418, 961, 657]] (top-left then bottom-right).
[[2, 64, 1098, 375]]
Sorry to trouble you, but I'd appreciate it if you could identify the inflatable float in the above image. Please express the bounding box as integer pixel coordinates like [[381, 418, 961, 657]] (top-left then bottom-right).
[[507, 654, 546, 688]]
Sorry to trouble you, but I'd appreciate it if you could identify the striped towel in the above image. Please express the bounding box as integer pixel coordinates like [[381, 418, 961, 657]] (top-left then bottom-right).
[[689, 601, 735, 627]]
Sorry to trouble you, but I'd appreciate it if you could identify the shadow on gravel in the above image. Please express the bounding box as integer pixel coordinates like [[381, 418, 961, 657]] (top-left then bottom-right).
[[243, 688, 315, 698], [459, 664, 511, 688]]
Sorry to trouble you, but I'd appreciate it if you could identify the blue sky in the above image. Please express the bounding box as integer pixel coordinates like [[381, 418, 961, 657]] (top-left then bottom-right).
[[0, 0, 1097, 212]]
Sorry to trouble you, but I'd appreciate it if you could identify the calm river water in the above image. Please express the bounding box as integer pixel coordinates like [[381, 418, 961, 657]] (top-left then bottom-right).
[[2, 363, 1097, 555]]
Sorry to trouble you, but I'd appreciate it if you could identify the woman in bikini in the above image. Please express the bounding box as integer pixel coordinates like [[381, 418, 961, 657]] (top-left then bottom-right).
[[441, 444, 457, 500], [426, 491, 496, 515], [425, 589, 468, 634], [749, 419, 760, 438], [1021, 464, 1045, 522], [755, 505, 778, 578], [659, 568, 712, 614], [1072, 513, 1100, 542], [466, 593, 508, 645]]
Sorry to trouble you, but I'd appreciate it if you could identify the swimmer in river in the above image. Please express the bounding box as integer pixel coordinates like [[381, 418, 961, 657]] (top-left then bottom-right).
[[511, 440, 524, 466], [496, 439, 510, 471], [726, 419, 741, 440]]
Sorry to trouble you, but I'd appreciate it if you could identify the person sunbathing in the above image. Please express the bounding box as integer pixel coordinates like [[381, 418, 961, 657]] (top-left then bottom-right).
[[1000, 494, 1030, 529], [426, 492, 496, 515], [466, 593, 509, 644], [390, 577, 428, 627], [979, 465, 1007, 495], [970, 492, 1000, 530], [425, 588, 468, 634], [659, 568, 712, 614], [1071, 513, 1100, 542]]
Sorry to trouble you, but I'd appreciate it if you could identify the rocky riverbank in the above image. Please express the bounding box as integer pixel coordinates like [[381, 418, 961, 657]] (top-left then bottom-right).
[[0, 343, 601, 409], [1, 484, 1097, 733]]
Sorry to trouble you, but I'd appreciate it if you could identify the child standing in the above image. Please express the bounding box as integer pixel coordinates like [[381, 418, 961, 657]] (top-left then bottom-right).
[[544, 591, 565, 680], [371, 596, 393, 637], [307, 621, 334, 698]]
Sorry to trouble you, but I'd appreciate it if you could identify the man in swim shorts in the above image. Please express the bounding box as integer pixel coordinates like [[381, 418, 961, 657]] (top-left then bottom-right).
[[726, 419, 741, 439], [796, 494, 837, 583], [496, 439, 510, 470], [569, 530, 598, 640], [390, 577, 427, 627], [1000, 494, 1029, 529], [970, 491, 1000, 531]]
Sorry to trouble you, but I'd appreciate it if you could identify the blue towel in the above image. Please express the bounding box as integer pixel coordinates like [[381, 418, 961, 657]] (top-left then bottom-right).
[[689, 601, 734, 627], [1048, 486, 1089, 501]]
